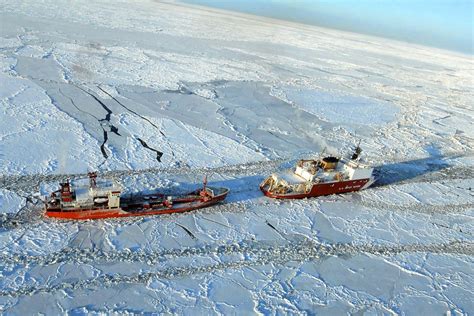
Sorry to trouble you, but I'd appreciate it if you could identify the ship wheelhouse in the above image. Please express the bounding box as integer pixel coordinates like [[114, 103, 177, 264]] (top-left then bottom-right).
[[45, 172, 122, 211]]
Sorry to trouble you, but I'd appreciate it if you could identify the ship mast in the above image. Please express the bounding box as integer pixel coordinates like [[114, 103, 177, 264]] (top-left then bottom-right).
[[351, 140, 362, 161], [88, 172, 97, 188], [203, 175, 208, 191]]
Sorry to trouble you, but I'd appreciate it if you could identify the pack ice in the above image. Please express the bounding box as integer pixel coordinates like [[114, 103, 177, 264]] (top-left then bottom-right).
[[0, 0, 473, 314]]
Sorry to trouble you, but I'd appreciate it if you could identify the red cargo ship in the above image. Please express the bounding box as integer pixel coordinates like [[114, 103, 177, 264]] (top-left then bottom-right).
[[260, 145, 375, 199], [45, 172, 229, 220]]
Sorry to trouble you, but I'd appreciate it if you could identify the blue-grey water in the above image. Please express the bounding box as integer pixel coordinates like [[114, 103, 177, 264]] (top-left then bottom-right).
[[182, 0, 473, 54]]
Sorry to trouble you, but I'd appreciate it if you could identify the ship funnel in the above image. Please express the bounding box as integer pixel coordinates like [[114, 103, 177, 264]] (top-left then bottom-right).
[[321, 156, 339, 170]]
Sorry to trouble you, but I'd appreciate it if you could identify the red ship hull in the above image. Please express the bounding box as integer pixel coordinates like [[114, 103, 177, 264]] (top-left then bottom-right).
[[260, 178, 371, 199], [45, 187, 228, 220]]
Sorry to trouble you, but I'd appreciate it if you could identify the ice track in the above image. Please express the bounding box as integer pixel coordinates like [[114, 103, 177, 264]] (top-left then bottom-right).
[[1, 150, 472, 192], [0, 157, 290, 193], [1, 238, 472, 297], [1, 152, 473, 230], [2, 238, 472, 268]]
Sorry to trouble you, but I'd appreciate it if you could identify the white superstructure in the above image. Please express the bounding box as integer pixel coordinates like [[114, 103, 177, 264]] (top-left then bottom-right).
[[54, 173, 122, 210]]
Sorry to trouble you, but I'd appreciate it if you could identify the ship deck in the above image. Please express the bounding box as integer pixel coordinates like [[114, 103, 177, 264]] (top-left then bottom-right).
[[275, 167, 344, 185], [45, 187, 230, 220]]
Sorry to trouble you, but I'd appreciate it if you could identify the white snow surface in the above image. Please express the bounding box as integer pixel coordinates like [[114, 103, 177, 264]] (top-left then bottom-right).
[[0, 0, 473, 314]]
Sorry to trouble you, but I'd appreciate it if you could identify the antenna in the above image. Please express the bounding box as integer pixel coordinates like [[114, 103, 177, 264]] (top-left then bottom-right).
[[319, 146, 327, 159]]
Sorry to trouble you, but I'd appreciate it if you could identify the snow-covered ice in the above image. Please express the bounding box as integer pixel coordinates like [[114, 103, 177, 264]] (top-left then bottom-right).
[[0, 0, 473, 314]]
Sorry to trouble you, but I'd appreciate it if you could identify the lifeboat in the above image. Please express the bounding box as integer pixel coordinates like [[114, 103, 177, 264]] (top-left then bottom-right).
[[93, 197, 108, 204]]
